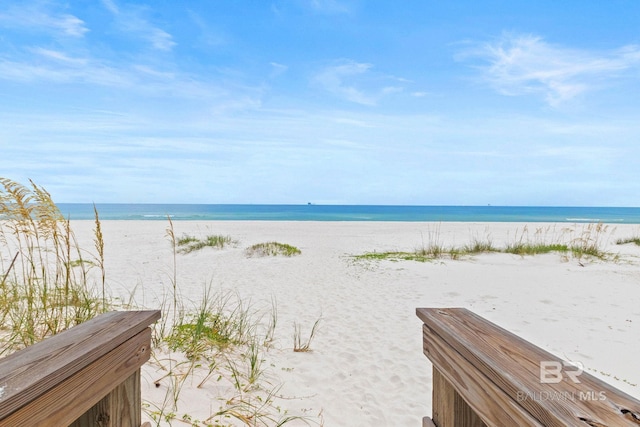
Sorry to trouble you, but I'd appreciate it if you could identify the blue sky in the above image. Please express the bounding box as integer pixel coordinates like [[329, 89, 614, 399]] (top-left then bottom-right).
[[1, 1, 639, 205]]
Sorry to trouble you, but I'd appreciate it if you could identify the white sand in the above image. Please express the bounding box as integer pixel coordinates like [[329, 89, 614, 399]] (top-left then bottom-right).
[[70, 220, 640, 426]]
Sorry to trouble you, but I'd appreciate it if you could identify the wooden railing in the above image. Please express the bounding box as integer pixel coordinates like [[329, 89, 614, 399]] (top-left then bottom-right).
[[417, 308, 640, 427], [0, 310, 161, 427]]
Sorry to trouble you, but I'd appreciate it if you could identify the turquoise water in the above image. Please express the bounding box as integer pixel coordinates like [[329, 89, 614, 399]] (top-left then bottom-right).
[[55, 204, 640, 223]]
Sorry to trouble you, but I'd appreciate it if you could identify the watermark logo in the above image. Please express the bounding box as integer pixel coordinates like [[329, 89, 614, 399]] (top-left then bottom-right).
[[514, 361, 608, 403], [516, 390, 607, 402], [540, 361, 583, 384]]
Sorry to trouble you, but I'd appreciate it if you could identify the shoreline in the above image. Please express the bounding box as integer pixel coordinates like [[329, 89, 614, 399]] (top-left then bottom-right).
[[66, 220, 640, 426]]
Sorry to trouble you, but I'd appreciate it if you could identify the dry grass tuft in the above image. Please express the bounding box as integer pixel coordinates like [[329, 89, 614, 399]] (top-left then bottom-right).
[[293, 318, 321, 353]]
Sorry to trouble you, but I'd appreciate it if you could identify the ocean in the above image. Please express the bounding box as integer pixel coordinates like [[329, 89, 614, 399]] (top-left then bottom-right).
[[56, 204, 640, 223]]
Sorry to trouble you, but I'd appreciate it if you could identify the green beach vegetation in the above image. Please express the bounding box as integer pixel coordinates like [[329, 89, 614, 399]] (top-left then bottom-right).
[[246, 242, 301, 257], [176, 233, 236, 253], [353, 223, 615, 263], [617, 236, 640, 246], [354, 251, 435, 263]]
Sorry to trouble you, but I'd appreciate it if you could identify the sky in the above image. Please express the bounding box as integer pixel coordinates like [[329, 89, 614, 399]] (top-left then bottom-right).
[[1, 1, 640, 206]]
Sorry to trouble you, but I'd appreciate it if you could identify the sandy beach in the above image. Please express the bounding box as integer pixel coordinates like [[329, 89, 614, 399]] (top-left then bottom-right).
[[69, 220, 640, 426]]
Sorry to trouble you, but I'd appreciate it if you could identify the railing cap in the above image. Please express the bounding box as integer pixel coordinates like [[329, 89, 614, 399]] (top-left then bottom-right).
[[0, 310, 160, 418]]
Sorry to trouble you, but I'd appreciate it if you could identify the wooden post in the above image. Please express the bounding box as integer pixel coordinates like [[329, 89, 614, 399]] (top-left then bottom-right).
[[431, 367, 487, 427], [69, 370, 141, 427]]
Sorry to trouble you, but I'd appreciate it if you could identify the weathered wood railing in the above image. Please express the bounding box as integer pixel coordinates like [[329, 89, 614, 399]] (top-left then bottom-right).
[[0, 310, 161, 427], [417, 308, 640, 427]]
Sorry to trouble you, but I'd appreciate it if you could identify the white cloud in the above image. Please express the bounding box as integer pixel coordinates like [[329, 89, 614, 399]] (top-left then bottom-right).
[[132, 64, 175, 79], [314, 60, 411, 105], [147, 27, 175, 51], [270, 62, 288, 78], [0, 54, 133, 86], [51, 13, 88, 37], [0, 46, 260, 110], [100, 0, 119, 14], [101, 0, 176, 51], [31, 48, 88, 66], [462, 33, 640, 106], [0, 3, 88, 37], [0, 52, 233, 99], [314, 61, 377, 105]]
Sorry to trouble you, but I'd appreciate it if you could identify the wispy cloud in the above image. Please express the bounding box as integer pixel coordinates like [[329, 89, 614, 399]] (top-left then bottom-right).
[[187, 9, 228, 48], [314, 61, 376, 105], [2, 98, 638, 204], [0, 11, 258, 111], [101, 0, 176, 51], [0, 49, 256, 104], [0, 50, 133, 86], [270, 62, 288, 78], [101, 0, 119, 14], [461, 33, 640, 106], [0, 3, 88, 37], [30, 47, 88, 66], [307, 0, 351, 14], [314, 60, 407, 106]]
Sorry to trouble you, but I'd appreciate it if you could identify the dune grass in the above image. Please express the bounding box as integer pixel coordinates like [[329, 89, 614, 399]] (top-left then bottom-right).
[[354, 251, 433, 263], [293, 317, 321, 353], [566, 223, 613, 260], [503, 243, 569, 255], [148, 286, 297, 426], [462, 238, 498, 255], [617, 237, 640, 246], [0, 178, 108, 354], [353, 229, 496, 263], [246, 242, 301, 257], [165, 287, 259, 359], [353, 223, 616, 264], [176, 233, 236, 253]]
